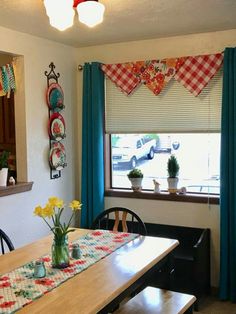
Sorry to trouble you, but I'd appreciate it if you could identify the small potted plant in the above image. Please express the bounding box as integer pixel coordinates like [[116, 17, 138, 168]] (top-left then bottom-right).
[[127, 168, 143, 192], [167, 155, 179, 193], [0, 151, 10, 186]]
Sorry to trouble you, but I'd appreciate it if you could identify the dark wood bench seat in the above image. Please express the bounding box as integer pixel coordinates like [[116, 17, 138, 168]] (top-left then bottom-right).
[[145, 223, 210, 310], [115, 287, 196, 314]]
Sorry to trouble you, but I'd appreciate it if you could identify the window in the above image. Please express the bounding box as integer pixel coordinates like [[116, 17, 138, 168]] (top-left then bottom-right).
[[105, 68, 222, 196], [111, 133, 220, 194]]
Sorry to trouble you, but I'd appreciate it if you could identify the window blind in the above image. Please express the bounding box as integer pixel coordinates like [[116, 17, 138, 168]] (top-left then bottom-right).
[[105, 69, 222, 134]]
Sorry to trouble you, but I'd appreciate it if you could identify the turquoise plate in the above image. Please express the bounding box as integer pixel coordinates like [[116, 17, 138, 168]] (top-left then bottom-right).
[[46, 82, 64, 111]]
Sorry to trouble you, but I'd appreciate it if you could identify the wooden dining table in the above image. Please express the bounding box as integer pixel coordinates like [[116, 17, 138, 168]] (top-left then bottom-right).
[[0, 228, 179, 314]]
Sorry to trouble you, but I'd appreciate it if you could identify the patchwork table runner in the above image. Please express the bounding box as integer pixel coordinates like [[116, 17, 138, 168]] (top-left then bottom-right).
[[0, 230, 138, 314]]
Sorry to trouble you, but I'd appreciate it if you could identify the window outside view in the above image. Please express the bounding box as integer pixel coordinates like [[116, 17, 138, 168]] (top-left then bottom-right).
[[111, 134, 220, 194]]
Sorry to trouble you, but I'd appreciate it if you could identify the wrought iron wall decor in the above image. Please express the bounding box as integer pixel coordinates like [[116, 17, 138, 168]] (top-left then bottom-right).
[[45, 62, 67, 179]]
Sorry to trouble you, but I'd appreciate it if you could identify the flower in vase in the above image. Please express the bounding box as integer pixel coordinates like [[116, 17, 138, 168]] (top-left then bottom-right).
[[33, 196, 82, 238]]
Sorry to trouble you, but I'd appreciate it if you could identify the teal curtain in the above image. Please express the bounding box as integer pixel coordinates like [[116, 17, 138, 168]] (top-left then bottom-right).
[[220, 47, 236, 302], [81, 62, 105, 228]]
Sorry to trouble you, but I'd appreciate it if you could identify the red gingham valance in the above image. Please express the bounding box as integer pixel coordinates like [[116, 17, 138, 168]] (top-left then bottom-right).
[[101, 53, 223, 97]]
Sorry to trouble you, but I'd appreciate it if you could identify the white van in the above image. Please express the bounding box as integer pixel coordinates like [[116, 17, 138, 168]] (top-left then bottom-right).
[[112, 135, 156, 169]]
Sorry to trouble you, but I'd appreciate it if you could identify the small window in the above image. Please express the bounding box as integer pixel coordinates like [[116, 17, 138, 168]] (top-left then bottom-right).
[[110, 133, 220, 195]]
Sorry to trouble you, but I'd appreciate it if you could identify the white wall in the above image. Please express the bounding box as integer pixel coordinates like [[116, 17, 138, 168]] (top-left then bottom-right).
[[76, 29, 236, 287], [0, 26, 77, 248]]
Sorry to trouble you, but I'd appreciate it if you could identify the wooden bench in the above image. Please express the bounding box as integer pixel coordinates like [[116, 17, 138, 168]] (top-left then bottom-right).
[[115, 287, 196, 314]]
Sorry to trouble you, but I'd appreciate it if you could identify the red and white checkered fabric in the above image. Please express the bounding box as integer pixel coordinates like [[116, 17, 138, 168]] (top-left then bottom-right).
[[174, 53, 223, 96], [101, 63, 141, 95]]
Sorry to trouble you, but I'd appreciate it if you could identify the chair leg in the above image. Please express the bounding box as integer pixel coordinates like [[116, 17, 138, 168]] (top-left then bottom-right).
[[184, 305, 194, 313], [110, 304, 119, 312], [194, 299, 199, 312]]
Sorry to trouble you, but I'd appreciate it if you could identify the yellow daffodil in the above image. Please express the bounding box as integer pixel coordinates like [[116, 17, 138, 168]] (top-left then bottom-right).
[[48, 196, 64, 208], [34, 206, 44, 217], [69, 200, 82, 211], [34, 196, 82, 237], [42, 204, 55, 218]]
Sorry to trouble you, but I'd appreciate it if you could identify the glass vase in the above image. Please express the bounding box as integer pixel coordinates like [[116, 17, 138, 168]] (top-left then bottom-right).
[[51, 235, 69, 269]]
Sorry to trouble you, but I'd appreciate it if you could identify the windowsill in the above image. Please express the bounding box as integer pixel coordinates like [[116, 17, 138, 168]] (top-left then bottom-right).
[[105, 189, 219, 205], [0, 182, 33, 197]]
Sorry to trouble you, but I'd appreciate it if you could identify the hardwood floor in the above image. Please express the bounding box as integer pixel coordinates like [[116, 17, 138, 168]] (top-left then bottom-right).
[[195, 296, 236, 314]]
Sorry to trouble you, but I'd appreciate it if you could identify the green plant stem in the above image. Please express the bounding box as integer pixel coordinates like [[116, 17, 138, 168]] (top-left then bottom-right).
[[42, 217, 56, 236], [66, 212, 75, 231]]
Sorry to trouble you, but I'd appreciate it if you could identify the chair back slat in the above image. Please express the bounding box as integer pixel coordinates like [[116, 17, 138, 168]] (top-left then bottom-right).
[[1, 237, 5, 254], [106, 213, 109, 230], [91, 207, 147, 236]]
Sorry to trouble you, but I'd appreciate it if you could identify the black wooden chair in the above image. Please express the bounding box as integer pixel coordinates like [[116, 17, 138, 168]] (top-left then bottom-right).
[[91, 207, 147, 236], [0, 229, 14, 254]]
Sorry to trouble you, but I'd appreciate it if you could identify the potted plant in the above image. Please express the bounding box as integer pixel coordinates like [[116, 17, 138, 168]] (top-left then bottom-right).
[[167, 155, 179, 193], [127, 168, 143, 192], [0, 151, 10, 186]]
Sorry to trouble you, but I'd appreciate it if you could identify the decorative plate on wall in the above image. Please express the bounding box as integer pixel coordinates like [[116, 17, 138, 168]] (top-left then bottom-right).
[[49, 146, 66, 170], [49, 112, 66, 141], [46, 82, 64, 111], [51, 141, 66, 153]]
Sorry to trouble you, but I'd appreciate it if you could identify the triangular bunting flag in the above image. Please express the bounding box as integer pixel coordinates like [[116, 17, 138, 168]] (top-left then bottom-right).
[[101, 63, 141, 95], [174, 53, 223, 96], [127, 58, 186, 95]]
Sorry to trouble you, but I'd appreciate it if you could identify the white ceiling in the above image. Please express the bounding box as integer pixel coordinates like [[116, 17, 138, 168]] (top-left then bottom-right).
[[0, 0, 235, 48]]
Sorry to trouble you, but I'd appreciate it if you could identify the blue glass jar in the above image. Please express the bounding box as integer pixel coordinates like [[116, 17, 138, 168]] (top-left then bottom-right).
[[34, 260, 46, 278], [71, 243, 81, 259]]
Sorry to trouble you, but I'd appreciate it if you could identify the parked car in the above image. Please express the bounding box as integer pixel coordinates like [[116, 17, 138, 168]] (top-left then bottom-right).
[[155, 135, 180, 153], [155, 135, 172, 153], [112, 135, 156, 169]]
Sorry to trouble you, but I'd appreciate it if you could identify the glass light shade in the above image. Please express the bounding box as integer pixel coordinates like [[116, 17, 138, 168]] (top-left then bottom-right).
[[76, 1, 105, 27], [44, 0, 75, 31], [49, 10, 75, 31]]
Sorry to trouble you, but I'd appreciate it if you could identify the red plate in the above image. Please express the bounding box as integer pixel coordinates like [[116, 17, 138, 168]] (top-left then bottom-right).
[[48, 112, 66, 141], [51, 141, 66, 153]]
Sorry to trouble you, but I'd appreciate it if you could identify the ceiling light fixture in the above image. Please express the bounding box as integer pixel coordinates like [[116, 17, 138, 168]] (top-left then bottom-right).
[[75, 0, 105, 28], [43, 0, 105, 31], [44, 0, 75, 31]]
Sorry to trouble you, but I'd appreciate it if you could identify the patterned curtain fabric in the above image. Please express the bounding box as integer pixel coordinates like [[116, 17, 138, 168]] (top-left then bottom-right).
[[127, 58, 185, 95], [101, 53, 223, 97], [101, 63, 141, 95], [81, 62, 105, 228], [220, 47, 236, 302], [174, 53, 223, 96]]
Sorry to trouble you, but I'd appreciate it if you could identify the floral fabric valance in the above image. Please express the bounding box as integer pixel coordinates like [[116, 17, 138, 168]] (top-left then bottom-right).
[[0, 62, 16, 98], [101, 53, 223, 97]]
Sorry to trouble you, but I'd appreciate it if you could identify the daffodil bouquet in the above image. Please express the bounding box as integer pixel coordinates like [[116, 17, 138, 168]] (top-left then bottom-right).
[[34, 197, 82, 268], [34, 197, 82, 240]]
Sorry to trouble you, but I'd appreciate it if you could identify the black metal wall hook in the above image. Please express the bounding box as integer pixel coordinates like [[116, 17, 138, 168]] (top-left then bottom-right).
[[44, 62, 64, 180], [45, 62, 60, 84]]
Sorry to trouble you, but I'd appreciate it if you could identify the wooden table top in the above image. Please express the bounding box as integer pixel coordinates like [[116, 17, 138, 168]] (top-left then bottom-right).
[[0, 229, 179, 314]]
